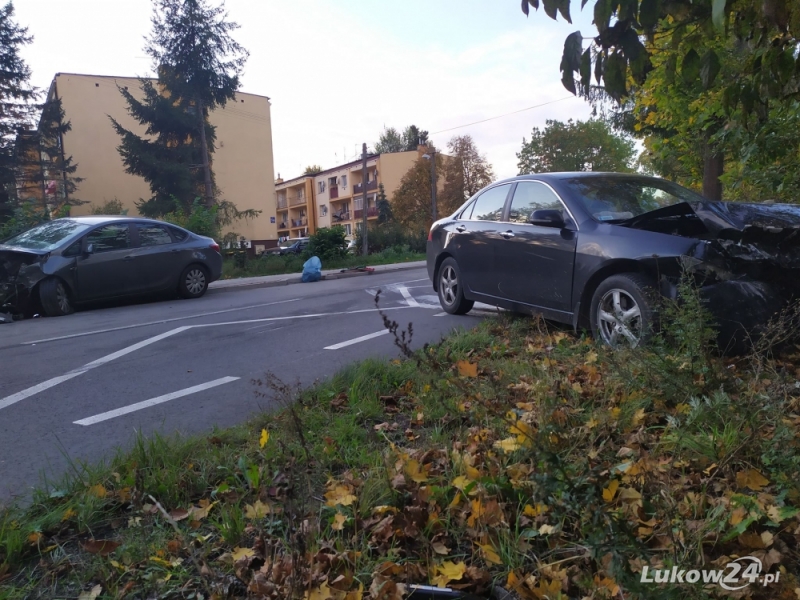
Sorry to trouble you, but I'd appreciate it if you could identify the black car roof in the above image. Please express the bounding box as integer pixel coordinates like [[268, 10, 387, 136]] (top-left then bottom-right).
[[54, 216, 186, 227], [492, 172, 664, 186]]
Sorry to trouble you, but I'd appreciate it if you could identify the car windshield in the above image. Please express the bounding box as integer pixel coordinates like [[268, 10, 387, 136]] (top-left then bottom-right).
[[564, 176, 705, 222], [2, 220, 91, 250]]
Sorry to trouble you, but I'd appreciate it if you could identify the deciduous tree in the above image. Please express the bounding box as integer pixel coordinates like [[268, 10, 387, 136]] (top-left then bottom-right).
[[391, 150, 443, 230], [440, 135, 495, 214], [516, 119, 635, 175]]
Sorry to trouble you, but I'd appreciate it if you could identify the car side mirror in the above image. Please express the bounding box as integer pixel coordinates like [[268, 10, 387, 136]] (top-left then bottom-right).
[[528, 209, 565, 228], [84, 242, 94, 255]]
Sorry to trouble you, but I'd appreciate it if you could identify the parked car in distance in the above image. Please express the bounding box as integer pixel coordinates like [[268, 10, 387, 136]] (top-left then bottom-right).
[[0, 216, 222, 317], [262, 237, 310, 256], [426, 172, 800, 351]]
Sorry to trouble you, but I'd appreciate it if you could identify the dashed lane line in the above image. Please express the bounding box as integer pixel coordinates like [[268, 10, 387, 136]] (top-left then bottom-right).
[[73, 377, 240, 426]]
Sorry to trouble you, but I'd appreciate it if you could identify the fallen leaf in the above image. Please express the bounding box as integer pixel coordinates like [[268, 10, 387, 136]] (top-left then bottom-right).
[[432, 561, 466, 587], [231, 547, 255, 562], [61, 508, 77, 522], [452, 475, 471, 490], [245, 500, 271, 519], [27, 532, 43, 545], [77, 584, 102, 600], [169, 508, 190, 522], [325, 485, 357, 507], [603, 480, 620, 503], [332, 512, 347, 531], [456, 361, 478, 377], [82, 539, 120, 556], [87, 484, 107, 499], [538, 524, 556, 535], [405, 460, 429, 483], [477, 543, 502, 565], [736, 469, 770, 491], [432, 542, 450, 555], [493, 437, 521, 453], [259, 429, 269, 449]]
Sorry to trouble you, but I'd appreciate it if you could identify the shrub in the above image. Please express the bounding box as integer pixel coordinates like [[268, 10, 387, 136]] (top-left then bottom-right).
[[90, 198, 127, 215], [356, 222, 426, 254], [303, 226, 347, 261], [161, 199, 219, 239]]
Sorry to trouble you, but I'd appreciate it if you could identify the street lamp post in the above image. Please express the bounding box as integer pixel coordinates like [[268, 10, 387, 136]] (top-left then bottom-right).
[[423, 150, 437, 222]]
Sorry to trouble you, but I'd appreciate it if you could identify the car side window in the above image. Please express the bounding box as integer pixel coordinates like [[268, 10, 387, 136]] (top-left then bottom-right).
[[509, 181, 565, 224], [137, 223, 173, 247], [63, 241, 82, 257], [468, 185, 510, 221], [168, 226, 189, 242], [86, 224, 130, 253]]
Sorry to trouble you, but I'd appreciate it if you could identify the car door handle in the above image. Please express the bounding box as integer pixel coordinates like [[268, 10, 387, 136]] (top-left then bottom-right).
[[455, 225, 467, 232], [123, 256, 134, 261], [501, 231, 515, 239]]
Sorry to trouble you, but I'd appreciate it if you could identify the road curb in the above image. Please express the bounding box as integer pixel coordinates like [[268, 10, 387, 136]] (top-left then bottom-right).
[[208, 262, 425, 293]]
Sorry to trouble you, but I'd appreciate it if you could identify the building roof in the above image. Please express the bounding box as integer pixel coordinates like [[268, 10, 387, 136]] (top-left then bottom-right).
[[53, 72, 271, 101]]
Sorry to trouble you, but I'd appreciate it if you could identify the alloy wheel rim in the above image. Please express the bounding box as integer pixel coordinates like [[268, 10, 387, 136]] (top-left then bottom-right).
[[597, 288, 642, 348], [56, 284, 70, 313], [186, 269, 206, 295], [440, 265, 458, 307]]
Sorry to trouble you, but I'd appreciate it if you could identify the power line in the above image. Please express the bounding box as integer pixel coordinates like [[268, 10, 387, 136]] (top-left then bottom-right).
[[430, 95, 578, 135]]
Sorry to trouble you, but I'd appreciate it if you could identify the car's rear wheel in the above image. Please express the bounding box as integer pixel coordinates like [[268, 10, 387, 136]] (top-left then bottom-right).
[[39, 278, 74, 317], [437, 257, 474, 315], [178, 264, 209, 299], [590, 273, 656, 348]]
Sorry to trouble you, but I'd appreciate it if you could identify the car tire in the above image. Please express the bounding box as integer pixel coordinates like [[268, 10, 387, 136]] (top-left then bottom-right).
[[178, 264, 209, 299], [590, 273, 657, 348], [437, 257, 474, 315], [39, 278, 74, 317]]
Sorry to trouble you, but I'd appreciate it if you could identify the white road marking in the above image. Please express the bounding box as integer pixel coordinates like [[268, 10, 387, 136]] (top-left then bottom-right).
[[0, 327, 190, 411], [23, 298, 301, 345], [434, 312, 447, 317], [396, 285, 421, 308], [73, 376, 240, 426], [324, 330, 390, 350]]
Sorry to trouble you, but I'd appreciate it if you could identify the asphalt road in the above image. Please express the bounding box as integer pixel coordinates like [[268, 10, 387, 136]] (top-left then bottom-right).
[[0, 267, 494, 505]]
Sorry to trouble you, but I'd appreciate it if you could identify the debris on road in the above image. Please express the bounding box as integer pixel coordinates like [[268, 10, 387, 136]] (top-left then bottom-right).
[[301, 255, 322, 283], [0, 312, 12, 324], [339, 265, 375, 273]]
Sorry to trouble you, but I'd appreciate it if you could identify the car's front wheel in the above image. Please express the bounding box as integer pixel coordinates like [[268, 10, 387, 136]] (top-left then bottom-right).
[[178, 264, 209, 299], [437, 257, 474, 315], [590, 273, 656, 348], [39, 278, 74, 317]]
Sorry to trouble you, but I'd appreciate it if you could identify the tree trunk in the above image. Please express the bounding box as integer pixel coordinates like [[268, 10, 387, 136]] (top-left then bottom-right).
[[702, 136, 724, 201], [196, 98, 214, 207]]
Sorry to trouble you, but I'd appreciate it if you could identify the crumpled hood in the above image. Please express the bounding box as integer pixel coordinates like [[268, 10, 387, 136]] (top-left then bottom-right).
[[690, 201, 800, 240]]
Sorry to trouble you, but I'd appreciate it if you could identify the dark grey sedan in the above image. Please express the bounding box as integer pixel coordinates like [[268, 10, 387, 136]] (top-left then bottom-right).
[[427, 173, 800, 350], [0, 216, 222, 317]]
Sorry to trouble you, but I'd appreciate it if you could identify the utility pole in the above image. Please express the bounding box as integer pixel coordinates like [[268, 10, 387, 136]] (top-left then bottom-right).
[[196, 98, 214, 207], [361, 143, 369, 256], [430, 148, 438, 222]]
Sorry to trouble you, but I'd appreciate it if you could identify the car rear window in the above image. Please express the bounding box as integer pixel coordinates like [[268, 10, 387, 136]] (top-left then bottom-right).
[[467, 184, 511, 221], [167, 226, 189, 242]]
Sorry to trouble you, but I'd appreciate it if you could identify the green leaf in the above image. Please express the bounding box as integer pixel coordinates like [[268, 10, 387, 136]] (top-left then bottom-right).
[[558, 0, 572, 23], [700, 49, 721, 89], [563, 31, 584, 72], [542, 0, 559, 20], [580, 48, 592, 89], [593, 0, 613, 32], [594, 51, 604, 85], [712, 0, 726, 31], [639, 0, 661, 29], [604, 52, 628, 99], [681, 48, 701, 85], [561, 68, 577, 94]]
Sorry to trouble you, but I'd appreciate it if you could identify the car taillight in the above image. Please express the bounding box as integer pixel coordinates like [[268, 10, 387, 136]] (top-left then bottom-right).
[[427, 228, 433, 242], [210, 242, 220, 252]]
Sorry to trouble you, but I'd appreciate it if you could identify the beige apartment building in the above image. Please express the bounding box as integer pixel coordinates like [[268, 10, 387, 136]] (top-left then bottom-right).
[[41, 73, 277, 245], [276, 149, 426, 241]]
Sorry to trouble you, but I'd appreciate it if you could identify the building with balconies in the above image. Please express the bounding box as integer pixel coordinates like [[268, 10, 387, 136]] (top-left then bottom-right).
[[275, 149, 428, 241], [275, 175, 316, 241]]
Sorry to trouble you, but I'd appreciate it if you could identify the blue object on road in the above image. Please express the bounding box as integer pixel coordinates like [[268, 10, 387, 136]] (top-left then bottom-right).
[[301, 256, 322, 282]]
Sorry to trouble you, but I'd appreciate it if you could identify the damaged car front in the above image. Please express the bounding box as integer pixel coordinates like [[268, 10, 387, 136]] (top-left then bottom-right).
[[0, 220, 90, 318]]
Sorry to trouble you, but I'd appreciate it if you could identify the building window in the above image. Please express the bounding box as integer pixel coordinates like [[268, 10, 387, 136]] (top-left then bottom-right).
[[344, 224, 352, 235], [340, 175, 347, 188], [319, 204, 328, 217], [318, 181, 325, 193], [329, 176, 337, 187]]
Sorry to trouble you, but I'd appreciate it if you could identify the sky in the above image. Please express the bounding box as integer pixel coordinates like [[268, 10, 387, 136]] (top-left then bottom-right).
[[17, 0, 598, 180]]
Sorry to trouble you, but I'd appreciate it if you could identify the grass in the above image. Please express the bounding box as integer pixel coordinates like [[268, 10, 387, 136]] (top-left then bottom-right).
[[220, 248, 425, 280], [1, 288, 800, 599]]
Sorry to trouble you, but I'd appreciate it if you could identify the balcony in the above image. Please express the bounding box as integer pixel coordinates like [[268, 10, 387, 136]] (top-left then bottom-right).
[[276, 198, 288, 209], [353, 180, 378, 194], [353, 207, 379, 220], [331, 211, 350, 222], [288, 195, 306, 207], [290, 218, 308, 228], [329, 185, 338, 199]]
